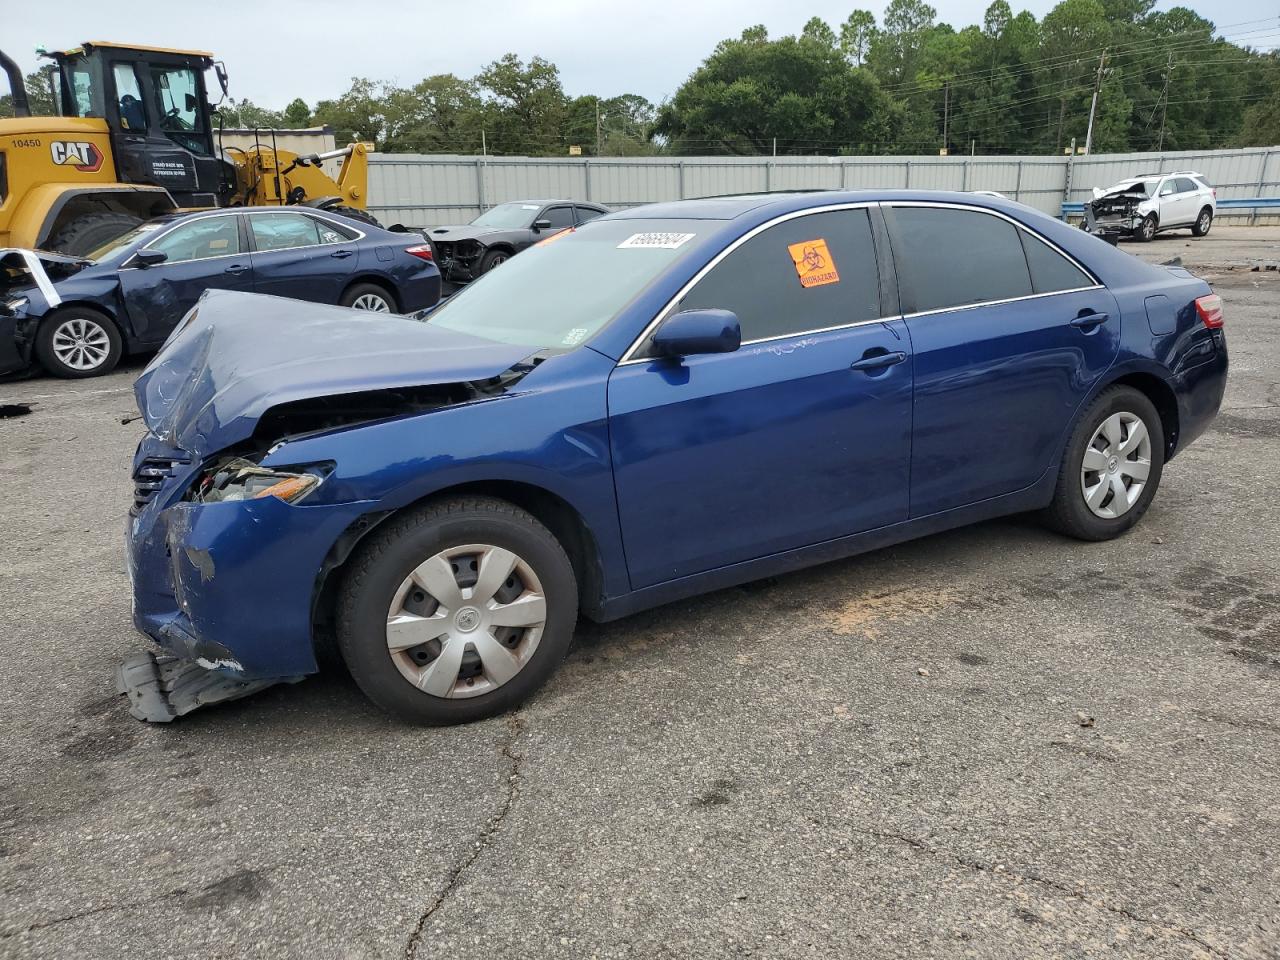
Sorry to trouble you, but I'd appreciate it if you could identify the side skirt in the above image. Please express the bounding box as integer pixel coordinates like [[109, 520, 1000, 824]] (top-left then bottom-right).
[[591, 470, 1057, 623]]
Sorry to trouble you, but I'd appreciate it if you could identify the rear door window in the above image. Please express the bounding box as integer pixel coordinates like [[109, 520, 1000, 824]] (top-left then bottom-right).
[[1175, 177, 1199, 194], [669, 208, 881, 344], [250, 213, 323, 251], [886, 206, 1032, 313], [1018, 231, 1093, 294]]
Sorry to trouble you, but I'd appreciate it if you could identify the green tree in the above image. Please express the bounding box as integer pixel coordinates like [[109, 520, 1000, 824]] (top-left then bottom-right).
[[839, 11, 878, 66], [282, 98, 311, 127], [474, 54, 568, 154], [654, 30, 897, 154]]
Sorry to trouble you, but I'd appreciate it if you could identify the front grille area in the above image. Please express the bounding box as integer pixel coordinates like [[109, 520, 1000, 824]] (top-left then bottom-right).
[[131, 456, 189, 516]]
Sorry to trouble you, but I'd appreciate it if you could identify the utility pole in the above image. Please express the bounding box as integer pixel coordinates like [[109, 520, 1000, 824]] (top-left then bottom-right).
[[1084, 50, 1108, 155], [1156, 52, 1173, 151], [942, 81, 950, 154], [595, 100, 602, 157], [772, 136, 777, 157], [481, 129, 487, 157]]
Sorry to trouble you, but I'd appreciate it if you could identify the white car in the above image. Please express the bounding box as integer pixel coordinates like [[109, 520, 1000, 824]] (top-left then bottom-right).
[[1083, 171, 1217, 242]]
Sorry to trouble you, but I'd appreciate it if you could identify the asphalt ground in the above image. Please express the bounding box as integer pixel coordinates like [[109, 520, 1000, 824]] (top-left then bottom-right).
[[0, 226, 1277, 959]]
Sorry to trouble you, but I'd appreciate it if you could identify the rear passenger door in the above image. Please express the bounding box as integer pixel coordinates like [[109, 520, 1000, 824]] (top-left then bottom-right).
[[1169, 177, 1202, 225], [247, 212, 360, 303], [608, 206, 913, 589], [883, 203, 1119, 516]]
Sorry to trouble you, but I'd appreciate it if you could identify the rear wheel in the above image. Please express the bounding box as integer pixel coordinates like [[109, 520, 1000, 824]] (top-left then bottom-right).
[[35, 307, 123, 378], [337, 497, 578, 724], [1192, 207, 1213, 237], [48, 212, 144, 256], [1137, 214, 1158, 242], [1043, 386, 1164, 541], [340, 282, 395, 312]]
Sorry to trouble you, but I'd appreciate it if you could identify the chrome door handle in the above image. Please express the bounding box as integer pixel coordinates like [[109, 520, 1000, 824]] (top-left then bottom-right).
[[1070, 312, 1109, 329], [850, 351, 906, 372]]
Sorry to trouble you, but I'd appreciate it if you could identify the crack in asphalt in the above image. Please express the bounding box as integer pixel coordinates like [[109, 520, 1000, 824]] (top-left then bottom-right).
[[846, 826, 1229, 958], [404, 714, 525, 960]]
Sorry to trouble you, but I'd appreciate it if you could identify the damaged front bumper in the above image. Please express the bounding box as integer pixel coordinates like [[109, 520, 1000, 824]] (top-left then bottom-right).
[[127, 434, 373, 689], [0, 247, 65, 376]]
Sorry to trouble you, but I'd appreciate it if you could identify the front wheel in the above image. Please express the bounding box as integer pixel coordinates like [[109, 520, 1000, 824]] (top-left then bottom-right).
[[337, 497, 578, 724], [1042, 386, 1164, 541], [478, 248, 510, 274], [34, 307, 123, 378], [1137, 214, 1158, 242], [1192, 207, 1213, 237]]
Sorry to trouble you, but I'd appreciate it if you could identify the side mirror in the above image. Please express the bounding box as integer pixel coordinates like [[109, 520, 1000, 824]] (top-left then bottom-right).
[[650, 308, 741, 358], [131, 249, 168, 268], [532, 219, 552, 231]]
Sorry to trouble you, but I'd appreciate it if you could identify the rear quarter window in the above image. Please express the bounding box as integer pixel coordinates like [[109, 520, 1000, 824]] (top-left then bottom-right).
[[1018, 231, 1093, 294], [886, 206, 1032, 313]]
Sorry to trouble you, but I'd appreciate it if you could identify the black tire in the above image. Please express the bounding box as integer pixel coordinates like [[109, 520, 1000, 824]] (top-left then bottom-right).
[[329, 205, 381, 228], [48, 212, 144, 256], [339, 281, 397, 313], [336, 496, 578, 724], [478, 248, 511, 274], [34, 306, 123, 379], [1042, 386, 1165, 541], [1137, 214, 1158, 242], [1191, 206, 1213, 237]]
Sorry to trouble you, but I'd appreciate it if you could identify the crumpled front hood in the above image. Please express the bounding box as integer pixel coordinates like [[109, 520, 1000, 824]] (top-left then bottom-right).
[[134, 290, 533, 457], [427, 225, 514, 244]]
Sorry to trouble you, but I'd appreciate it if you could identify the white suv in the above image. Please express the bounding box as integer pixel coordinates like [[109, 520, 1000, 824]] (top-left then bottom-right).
[[1083, 171, 1217, 242]]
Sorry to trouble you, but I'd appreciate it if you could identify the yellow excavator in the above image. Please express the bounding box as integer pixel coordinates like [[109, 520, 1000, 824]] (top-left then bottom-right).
[[0, 41, 374, 255]]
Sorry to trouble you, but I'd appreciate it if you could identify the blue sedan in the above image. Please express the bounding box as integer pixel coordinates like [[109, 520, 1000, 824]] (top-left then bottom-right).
[[123, 191, 1227, 724], [0, 207, 440, 379]]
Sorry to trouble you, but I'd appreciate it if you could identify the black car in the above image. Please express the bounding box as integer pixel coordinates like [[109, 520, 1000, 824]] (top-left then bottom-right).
[[428, 200, 609, 282], [0, 208, 441, 379]]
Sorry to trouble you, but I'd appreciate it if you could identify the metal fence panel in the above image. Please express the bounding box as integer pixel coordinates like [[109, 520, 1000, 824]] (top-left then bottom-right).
[[366, 148, 1279, 228]]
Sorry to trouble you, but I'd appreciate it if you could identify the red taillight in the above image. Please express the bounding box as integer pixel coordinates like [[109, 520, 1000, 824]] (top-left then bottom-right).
[[1195, 294, 1223, 329], [405, 244, 434, 262]]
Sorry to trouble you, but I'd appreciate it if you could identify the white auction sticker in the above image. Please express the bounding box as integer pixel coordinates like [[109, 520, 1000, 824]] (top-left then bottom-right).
[[617, 232, 696, 250]]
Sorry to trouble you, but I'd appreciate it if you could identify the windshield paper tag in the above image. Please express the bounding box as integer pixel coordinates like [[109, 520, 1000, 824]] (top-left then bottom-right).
[[788, 238, 840, 288], [618, 232, 696, 250]]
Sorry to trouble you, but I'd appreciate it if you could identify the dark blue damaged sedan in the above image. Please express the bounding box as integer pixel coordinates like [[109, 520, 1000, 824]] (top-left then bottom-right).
[[1, 207, 439, 380], [123, 191, 1227, 724]]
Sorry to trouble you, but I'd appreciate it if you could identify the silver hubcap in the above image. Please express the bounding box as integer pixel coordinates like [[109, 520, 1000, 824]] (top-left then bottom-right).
[[1143, 219, 1155, 239], [1199, 213, 1210, 231], [51, 317, 110, 371], [386, 544, 547, 699], [351, 293, 390, 311], [1080, 411, 1152, 519], [488, 254, 507, 269]]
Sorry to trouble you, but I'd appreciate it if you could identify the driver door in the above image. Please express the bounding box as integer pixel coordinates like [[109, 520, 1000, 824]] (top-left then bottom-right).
[[118, 215, 253, 345]]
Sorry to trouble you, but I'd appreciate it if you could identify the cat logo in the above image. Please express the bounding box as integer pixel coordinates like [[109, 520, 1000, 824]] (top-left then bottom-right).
[[49, 140, 105, 173]]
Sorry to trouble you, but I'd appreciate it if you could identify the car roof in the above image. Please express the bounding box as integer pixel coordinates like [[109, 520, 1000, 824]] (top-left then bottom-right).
[[608, 189, 1041, 222]]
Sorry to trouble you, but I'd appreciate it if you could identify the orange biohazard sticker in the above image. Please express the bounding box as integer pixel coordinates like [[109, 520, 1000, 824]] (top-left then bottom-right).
[[787, 238, 840, 288]]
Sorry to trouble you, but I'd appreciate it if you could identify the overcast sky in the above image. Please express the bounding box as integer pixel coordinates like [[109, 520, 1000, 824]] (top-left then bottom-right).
[[6, 0, 1275, 109]]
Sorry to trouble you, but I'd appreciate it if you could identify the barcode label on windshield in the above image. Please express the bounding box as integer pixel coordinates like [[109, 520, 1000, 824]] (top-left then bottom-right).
[[617, 232, 696, 250]]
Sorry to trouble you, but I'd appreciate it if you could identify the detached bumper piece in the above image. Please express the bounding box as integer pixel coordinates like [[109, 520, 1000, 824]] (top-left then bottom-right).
[[116, 649, 299, 723]]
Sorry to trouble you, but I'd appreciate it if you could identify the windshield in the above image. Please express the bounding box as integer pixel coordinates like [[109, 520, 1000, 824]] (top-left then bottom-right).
[[1110, 179, 1159, 197], [470, 203, 541, 229], [84, 221, 169, 264], [428, 218, 710, 350]]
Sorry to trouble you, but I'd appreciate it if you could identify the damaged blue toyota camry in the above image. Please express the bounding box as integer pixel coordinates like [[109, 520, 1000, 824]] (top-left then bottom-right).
[[123, 191, 1227, 724]]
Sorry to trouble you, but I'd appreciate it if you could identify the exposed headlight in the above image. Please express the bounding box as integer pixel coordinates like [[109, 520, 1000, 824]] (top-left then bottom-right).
[[192, 457, 327, 504], [1, 296, 28, 316]]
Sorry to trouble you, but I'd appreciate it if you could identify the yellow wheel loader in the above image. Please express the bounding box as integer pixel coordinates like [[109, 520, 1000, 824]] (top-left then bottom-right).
[[0, 42, 373, 255]]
